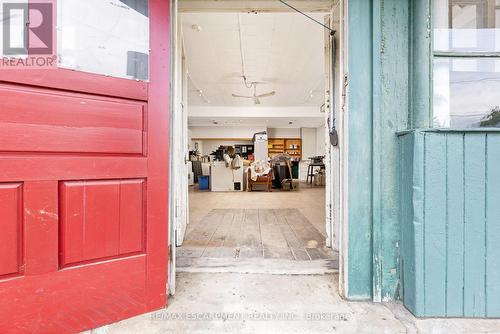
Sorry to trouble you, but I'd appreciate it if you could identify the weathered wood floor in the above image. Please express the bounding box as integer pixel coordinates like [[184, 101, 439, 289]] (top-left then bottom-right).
[[178, 209, 338, 264]]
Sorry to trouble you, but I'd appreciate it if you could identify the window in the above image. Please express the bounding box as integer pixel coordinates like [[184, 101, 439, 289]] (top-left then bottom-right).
[[433, 0, 500, 128], [58, 0, 150, 81]]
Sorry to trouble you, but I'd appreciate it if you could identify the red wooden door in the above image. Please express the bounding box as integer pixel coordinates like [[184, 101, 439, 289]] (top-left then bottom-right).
[[0, 1, 170, 333]]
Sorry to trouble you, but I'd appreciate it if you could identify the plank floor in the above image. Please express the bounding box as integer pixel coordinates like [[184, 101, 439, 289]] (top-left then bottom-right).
[[179, 208, 338, 266]]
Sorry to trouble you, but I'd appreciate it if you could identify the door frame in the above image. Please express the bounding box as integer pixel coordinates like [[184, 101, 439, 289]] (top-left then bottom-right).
[[169, 0, 351, 299], [168, 0, 177, 296], [337, 0, 349, 300], [324, 0, 349, 298], [168, 0, 191, 295]]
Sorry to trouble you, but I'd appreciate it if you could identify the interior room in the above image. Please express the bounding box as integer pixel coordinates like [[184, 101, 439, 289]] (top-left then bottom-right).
[[173, 7, 340, 269]]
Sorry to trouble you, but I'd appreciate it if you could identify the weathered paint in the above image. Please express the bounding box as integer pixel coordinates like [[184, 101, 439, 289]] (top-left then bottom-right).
[[399, 129, 500, 317], [486, 134, 500, 317], [342, 0, 498, 313], [410, 0, 432, 128], [371, 0, 410, 302], [0, 1, 171, 331], [347, 0, 410, 300], [347, 0, 373, 300]]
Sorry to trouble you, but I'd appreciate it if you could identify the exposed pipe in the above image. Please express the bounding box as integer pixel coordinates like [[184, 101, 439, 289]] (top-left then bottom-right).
[[237, 13, 253, 88], [279, 0, 335, 35]]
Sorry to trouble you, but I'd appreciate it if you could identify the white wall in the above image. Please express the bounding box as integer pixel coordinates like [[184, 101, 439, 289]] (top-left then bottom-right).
[[188, 129, 194, 151], [301, 128, 317, 160], [190, 125, 265, 156], [200, 140, 253, 156], [267, 128, 300, 138], [316, 125, 326, 156], [190, 126, 266, 140], [301, 126, 327, 158], [190, 125, 326, 157], [299, 126, 326, 180]]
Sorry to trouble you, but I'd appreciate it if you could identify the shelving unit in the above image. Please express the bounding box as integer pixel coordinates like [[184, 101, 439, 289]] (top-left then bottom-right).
[[268, 138, 285, 155], [268, 138, 302, 160], [234, 144, 254, 160], [284, 139, 302, 159]]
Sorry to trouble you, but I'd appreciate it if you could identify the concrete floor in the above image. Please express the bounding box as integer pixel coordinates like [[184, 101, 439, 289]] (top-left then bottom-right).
[[91, 273, 500, 334], [88, 186, 500, 333]]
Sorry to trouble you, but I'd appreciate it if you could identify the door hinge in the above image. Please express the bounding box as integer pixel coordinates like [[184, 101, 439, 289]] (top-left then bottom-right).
[[341, 73, 349, 113], [175, 199, 181, 218]]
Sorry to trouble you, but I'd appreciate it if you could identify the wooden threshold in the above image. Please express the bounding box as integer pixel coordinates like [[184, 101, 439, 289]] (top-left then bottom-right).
[[177, 257, 339, 275]]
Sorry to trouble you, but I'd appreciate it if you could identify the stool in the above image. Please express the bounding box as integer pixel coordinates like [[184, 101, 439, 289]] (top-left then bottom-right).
[[306, 163, 325, 184]]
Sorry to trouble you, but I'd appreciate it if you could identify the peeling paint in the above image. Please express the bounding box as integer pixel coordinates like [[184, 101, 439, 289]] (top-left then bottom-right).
[[25, 208, 58, 222]]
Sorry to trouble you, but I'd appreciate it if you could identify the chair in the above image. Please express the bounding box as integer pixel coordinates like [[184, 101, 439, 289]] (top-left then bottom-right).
[[247, 167, 273, 192]]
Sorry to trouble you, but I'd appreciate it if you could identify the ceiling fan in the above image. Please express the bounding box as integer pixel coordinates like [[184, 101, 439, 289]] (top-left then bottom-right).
[[232, 82, 276, 105]]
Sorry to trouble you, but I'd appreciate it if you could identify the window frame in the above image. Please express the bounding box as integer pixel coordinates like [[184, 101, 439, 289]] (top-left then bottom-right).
[[431, 0, 500, 128]]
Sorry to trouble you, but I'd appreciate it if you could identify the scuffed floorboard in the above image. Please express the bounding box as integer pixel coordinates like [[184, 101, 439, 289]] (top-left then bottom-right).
[[177, 257, 339, 275], [179, 208, 338, 265]]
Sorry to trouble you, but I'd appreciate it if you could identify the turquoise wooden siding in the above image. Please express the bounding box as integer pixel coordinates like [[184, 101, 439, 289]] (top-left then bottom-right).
[[347, 0, 374, 300], [399, 130, 500, 317], [410, 0, 432, 129], [371, 0, 410, 302], [347, 0, 410, 300]]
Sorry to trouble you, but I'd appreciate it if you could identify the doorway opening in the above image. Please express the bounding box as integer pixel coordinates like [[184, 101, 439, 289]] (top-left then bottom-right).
[[169, 0, 347, 296]]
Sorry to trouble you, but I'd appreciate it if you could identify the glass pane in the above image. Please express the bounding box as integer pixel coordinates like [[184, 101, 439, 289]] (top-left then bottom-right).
[[58, 0, 149, 81], [433, 0, 500, 52], [433, 57, 500, 128]]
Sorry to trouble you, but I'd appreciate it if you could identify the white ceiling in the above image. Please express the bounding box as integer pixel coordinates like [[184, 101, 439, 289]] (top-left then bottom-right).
[[181, 12, 327, 107]]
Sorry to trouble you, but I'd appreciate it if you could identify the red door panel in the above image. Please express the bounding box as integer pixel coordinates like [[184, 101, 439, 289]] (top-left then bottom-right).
[[119, 180, 147, 254], [24, 181, 59, 276], [0, 86, 146, 155], [0, 0, 170, 332], [0, 183, 23, 278], [60, 179, 145, 266], [0, 69, 149, 101], [2, 256, 147, 333]]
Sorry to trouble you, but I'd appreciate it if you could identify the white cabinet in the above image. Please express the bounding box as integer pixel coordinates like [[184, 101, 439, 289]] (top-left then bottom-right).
[[210, 162, 244, 192]]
